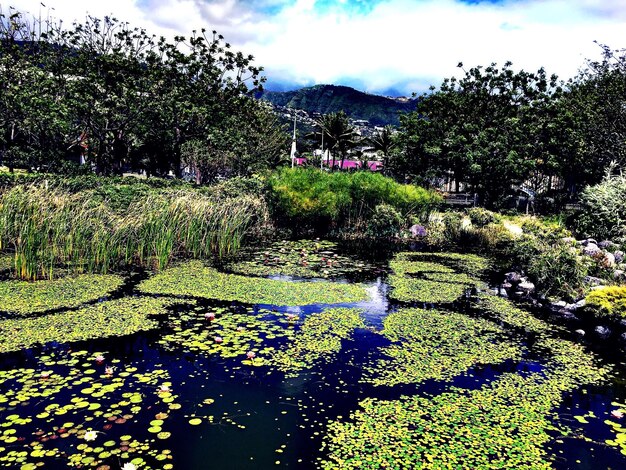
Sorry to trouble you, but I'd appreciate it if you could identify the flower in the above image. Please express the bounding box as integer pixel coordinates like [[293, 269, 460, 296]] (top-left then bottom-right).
[[205, 312, 215, 321], [158, 384, 170, 393], [122, 463, 137, 470], [83, 430, 98, 441], [104, 366, 114, 376], [40, 371, 51, 379], [94, 355, 105, 363], [236, 326, 245, 332], [612, 410, 624, 419], [246, 351, 256, 360], [286, 314, 298, 322], [214, 336, 223, 343]]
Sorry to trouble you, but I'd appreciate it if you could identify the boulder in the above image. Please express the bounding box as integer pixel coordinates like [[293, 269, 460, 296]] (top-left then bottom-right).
[[603, 251, 617, 268], [575, 329, 586, 337], [615, 251, 625, 263], [584, 276, 604, 286], [583, 243, 601, 256], [582, 238, 598, 246], [504, 272, 522, 283], [518, 281, 535, 294], [594, 325, 611, 337], [551, 300, 567, 310], [599, 240, 619, 251], [621, 332, 626, 343], [561, 237, 577, 245], [614, 270, 626, 281]]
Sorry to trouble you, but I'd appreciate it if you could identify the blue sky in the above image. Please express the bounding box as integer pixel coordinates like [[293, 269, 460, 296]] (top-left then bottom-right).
[[9, 0, 626, 95]]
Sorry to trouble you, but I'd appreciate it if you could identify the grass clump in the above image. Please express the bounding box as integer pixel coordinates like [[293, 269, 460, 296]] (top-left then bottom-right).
[[0, 184, 267, 280], [0, 297, 190, 353], [138, 260, 369, 306], [363, 308, 521, 386], [585, 286, 626, 318], [0, 274, 124, 315], [271, 308, 365, 373]]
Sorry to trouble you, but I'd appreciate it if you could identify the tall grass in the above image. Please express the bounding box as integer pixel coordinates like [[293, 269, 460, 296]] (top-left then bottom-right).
[[268, 168, 441, 233], [0, 185, 267, 280]]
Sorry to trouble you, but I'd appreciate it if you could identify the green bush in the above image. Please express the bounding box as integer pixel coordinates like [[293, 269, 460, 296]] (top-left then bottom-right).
[[267, 168, 441, 233], [367, 204, 403, 238], [527, 243, 588, 299], [585, 286, 626, 318], [467, 207, 500, 227], [574, 168, 626, 242]]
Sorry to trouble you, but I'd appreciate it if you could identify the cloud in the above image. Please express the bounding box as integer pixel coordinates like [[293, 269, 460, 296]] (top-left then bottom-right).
[[6, 0, 626, 95]]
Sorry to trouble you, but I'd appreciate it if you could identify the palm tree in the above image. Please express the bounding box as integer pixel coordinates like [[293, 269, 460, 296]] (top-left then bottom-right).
[[369, 126, 396, 174], [315, 111, 359, 170]]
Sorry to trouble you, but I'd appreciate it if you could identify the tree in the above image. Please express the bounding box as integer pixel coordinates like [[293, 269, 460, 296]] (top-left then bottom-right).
[[315, 111, 359, 170], [368, 126, 396, 174]]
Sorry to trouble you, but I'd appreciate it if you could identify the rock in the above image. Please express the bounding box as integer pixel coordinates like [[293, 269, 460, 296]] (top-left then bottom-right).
[[583, 243, 601, 256], [498, 288, 509, 298], [602, 251, 617, 268], [599, 240, 619, 251], [573, 298, 586, 310], [575, 329, 586, 336], [594, 325, 611, 337], [615, 251, 625, 263], [621, 332, 626, 343], [410, 224, 427, 238], [557, 309, 577, 320], [504, 272, 522, 283], [614, 270, 626, 281], [619, 318, 626, 328], [561, 237, 576, 245], [584, 276, 604, 286], [551, 300, 567, 310], [518, 281, 535, 294], [501, 282, 512, 290], [582, 238, 598, 246]]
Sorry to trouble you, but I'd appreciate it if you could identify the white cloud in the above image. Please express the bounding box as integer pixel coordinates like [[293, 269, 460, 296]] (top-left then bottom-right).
[[5, 0, 626, 94]]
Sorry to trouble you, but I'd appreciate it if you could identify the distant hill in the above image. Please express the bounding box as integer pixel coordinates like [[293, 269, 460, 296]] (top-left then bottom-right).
[[259, 84, 417, 126]]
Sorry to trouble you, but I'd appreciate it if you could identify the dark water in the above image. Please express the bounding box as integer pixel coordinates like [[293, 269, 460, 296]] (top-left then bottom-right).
[[2, 246, 626, 469]]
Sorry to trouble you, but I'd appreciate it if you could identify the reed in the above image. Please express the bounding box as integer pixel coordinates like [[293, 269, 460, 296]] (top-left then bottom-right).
[[0, 184, 267, 280]]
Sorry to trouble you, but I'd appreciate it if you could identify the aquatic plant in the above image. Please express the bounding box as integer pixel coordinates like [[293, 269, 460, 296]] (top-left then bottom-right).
[[0, 297, 193, 353], [475, 293, 553, 333], [271, 308, 365, 374], [320, 335, 609, 469], [363, 308, 521, 386], [138, 260, 369, 306], [0, 273, 123, 315], [225, 239, 375, 279], [0, 185, 267, 279]]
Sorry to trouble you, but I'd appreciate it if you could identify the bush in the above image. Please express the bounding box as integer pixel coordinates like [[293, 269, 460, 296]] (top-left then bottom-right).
[[574, 167, 626, 242], [585, 286, 626, 318], [526, 243, 588, 299], [267, 168, 441, 234], [367, 204, 403, 238], [467, 207, 500, 227]]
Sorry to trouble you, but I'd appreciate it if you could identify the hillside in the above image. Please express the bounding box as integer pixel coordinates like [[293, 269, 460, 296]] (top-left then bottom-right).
[[259, 84, 417, 126]]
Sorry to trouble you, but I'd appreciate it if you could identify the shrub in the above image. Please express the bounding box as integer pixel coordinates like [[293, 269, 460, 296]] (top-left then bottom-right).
[[526, 242, 589, 299], [367, 204, 403, 238], [267, 168, 441, 234], [574, 167, 626, 242], [585, 286, 626, 318], [467, 207, 500, 227]]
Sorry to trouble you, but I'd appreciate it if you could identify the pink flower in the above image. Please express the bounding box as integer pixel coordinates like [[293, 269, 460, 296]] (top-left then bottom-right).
[[104, 366, 114, 376], [236, 326, 244, 332], [286, 314, 298, 322], [40, 371, 51, 379], [214, 336, 223, 343], [158, 384, 170, 393], [95, 355, 105, 364], [611, 410, 624, 419], [205, 312, 215, 321], [246, 351, 256, 360]]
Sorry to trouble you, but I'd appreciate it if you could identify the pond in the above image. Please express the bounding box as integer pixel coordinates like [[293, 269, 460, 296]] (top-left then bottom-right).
[[1, 240, 626, 469]]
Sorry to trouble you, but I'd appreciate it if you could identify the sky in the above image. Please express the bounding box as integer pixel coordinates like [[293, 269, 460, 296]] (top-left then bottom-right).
[[5, 0, 626, 96]]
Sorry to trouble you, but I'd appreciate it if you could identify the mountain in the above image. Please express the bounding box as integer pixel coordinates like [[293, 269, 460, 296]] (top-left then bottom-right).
[[258, 84, 417, 126]]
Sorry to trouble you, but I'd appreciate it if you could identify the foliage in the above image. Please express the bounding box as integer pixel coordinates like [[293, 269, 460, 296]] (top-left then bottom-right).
[[366, 204, 403, 238], [585, 286, 626, 318], [526, 242, 589, 299], [574, 166, 626, 242], [267, 167, 441, 234], [138, 260, 369, 305], [363, 308, 520, 386], [0, 274, 123, 315], [0, 184, 266, 279], [0, 297, 190, 353], [467, 207, 500, 227], [0, 8, 281, 177], [271, 308, 364, 374]]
